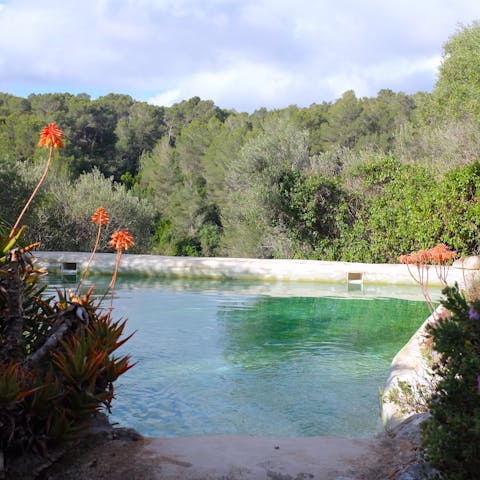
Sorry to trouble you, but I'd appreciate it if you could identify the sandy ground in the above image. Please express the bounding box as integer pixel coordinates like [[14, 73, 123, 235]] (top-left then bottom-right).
[[137, 435, 374, 479], [34, 426, 420, 480]]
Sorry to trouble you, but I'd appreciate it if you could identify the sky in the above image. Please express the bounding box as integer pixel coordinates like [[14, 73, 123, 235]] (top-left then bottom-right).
[[0, 0, 478, 113]]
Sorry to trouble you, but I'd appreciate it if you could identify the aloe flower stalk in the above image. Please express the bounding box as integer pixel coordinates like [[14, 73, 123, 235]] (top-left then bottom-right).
[[9, 123, 64, 239], [76, 207, 110, 294], [108, 229, 134, 309]]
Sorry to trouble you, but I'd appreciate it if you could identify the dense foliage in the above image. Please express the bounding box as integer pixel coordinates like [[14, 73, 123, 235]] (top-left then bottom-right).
[[2, 23, 480, 261], [422, 285, 480, 479]]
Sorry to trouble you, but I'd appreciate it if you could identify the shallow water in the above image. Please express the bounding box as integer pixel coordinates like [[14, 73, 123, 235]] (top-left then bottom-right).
[[52, 276, 430, 438]]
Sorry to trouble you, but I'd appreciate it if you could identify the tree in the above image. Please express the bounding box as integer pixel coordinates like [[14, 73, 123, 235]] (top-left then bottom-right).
[[433, 22, 480, 122], [394, 117, 480, 172], [0, 93, 31, 116], [293, 102, 330, 155], [321, 90, 364, 148], [163, 96, 228, 147], [0, 113, 44, 162], [114, 101, 166, 176], [138, 106, 242, 256], [276, 169, 348, 257], [0, 157, 37, 228], [357, 89, 415, 151], [27, 93, 70, 120], [221, 120, 312, 258], [202, 113, 253, 206]]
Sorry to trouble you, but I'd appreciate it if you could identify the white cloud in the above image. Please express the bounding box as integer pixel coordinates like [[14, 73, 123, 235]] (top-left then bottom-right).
[[0, 0, 478, 111], [326, 55, 444, 99], [149, 89, 182, 107], [149, 61, 296, 111]]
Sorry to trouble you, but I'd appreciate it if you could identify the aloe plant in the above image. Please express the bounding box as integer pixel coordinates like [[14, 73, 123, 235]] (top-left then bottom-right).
[[0, 124, 135, 475]]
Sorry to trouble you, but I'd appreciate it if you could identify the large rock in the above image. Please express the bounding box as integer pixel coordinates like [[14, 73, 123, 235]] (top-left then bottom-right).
[[453, 255, 480, 270], [381, 305, 446, 431], [452, 256, 480, 299]]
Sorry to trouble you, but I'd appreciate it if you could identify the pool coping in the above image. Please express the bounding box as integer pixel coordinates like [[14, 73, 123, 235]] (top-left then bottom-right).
[[34, 251, 465, 286]]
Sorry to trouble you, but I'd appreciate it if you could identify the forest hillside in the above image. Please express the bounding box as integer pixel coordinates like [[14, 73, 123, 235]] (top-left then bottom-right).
[[2, 23, 480, 262]]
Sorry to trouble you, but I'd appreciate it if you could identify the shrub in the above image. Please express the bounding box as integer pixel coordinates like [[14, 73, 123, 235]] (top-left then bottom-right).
[[26, 168, 155, 253], [422, 284, 480, 479]]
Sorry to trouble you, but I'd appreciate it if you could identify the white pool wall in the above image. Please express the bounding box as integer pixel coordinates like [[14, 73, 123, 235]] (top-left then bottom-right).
[[34, 251, 465, 286]]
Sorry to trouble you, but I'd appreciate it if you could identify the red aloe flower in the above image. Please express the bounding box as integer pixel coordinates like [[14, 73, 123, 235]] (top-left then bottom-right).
[[108, 229, 134, 308], [427, 243, 456, 287], [427, 243, 456, 265], [9, 123, 64, 239], [400, 243, 457, 316], [91, 207, 110, 226], [77, 207, 110, 294], [38, 123, 64, 149], [109, 230, 134, 252]]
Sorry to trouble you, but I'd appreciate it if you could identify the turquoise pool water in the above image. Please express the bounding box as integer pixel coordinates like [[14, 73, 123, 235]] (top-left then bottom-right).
[[53, 276, 430, 438]]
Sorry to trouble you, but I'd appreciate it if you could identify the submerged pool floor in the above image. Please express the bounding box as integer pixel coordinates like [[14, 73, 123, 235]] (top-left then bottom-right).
[[56, 276, 429, 438]]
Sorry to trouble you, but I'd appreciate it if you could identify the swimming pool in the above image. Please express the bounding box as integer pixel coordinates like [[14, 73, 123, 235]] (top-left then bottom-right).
[[54, 276, 430, 438]]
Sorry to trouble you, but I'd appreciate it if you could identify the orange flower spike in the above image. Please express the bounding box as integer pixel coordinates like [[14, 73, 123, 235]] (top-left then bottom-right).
[[91, 207, 110, 226], [429, 243, 456, 264], [108, 229, 134, 310], [38, 122, 64, 149], [408, 252, 422, 266], [109, 229, 134, 252], [398, 255, 409, 264], [8, 122, 64, 238], [76, 207, 111, 294], [418, 250, 432, 264]]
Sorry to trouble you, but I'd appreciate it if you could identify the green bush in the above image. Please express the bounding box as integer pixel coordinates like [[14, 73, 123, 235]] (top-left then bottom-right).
[[26, 168, 155, 253], [422, 284, 480, 479]]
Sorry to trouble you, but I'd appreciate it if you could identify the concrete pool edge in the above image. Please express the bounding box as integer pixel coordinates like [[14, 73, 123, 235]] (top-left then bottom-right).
[[34, 251, 465, 286]]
